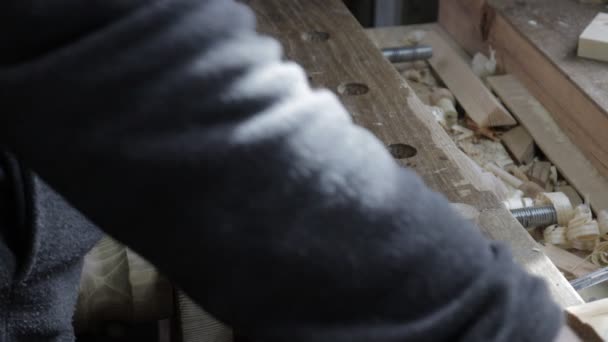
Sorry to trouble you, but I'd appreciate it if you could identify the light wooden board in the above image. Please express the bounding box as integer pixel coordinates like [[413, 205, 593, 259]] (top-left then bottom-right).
[[501, 126, 535, 165], [578, 13, 608, 63], [541, 244, 599, 279], [439, 0, 608, 181], [421, 30, 515, 127], [568, 298, 608, 339], [487, 75, 608, 213], [250, 14, 581, 306]]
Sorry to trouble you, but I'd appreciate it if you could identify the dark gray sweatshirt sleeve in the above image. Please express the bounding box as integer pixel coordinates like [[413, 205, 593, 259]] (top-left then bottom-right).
[[0, 0, 562, 341]]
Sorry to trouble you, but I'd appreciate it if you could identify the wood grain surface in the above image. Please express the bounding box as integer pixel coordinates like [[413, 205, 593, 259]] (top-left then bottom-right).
[[246, 1, 582, 306]]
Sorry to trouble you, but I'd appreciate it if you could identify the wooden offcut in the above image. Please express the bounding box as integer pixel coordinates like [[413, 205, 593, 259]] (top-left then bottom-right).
[[501, 126, 535, 165], [578, 13, 608, 63], [567, 298, 608, 340], [421, 30, 516, 127], [487, 74, 608, 213], [439, 0, 608, 181], [254, 11, 582, 306], [541, 244, 599, 279], [528, 161, 552, 190]]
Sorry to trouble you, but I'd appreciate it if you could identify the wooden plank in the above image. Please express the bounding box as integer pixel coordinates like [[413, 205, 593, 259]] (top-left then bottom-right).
[[251, 11, 580, 306], [568, 298, 608, 340], [501, 126, 535, 165], [437, 0, 486, 58], [487, 75, 608, 213], [578, 13, 608, 63], [421, 30, 516, 127], [439, 0, 608, 182], [541, 244, 600, 279]]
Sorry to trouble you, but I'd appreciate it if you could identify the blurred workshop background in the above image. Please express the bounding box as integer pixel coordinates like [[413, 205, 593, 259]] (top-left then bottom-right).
[[343, 0, 438, 27]]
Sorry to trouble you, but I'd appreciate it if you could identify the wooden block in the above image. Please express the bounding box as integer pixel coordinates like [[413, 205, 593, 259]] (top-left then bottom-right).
[[501, 126, 535, 165], [421, 31, 516, 128], [528, 161, 552, 189], [541, 244, 599, 279], [578, 13, 608, 63], [568, 298, 608, 340], [487, 74, 608, 213]]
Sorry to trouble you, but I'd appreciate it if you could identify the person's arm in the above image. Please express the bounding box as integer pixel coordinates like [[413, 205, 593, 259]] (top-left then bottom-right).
[[0, 0, 563, 340], [556, 326, 582, 342]]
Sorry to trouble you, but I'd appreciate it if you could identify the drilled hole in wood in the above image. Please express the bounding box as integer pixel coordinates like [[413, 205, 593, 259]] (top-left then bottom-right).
[[301, 31, 330, 42], [388, 144, 417, 159], [337, 82, 369, 96]]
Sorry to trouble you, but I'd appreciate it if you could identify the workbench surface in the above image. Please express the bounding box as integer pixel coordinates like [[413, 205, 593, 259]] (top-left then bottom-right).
[[247, 0, 583, 307]]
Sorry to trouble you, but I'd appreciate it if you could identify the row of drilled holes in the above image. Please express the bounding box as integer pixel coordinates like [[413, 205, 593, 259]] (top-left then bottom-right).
[[301, 30, 418, 160]]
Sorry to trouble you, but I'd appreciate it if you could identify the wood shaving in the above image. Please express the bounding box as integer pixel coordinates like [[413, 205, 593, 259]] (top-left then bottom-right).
[[505, 163, 529, 182], [519, 162, 534, 174], [550, 165, 559, 187], [404, 30, 426, 46], [456, 143, 511, 178], [404, 69, 422, 82], [568, 205, 594, 229], [544, 225, 570, 247], [426, 105, 446, 124], [598, 210, 608, 236], [431, 88, 458, 128], [452, 125, 474, 141], [537, 192, 575, 226], [485, 162, 523, 188], [502, 189, 534, 210], [566, 205, 599, 245], [570, 239, 598, 251], [591, 241, 608, 266], [471, 48, 497, 79], [567, 221, 600, 242]]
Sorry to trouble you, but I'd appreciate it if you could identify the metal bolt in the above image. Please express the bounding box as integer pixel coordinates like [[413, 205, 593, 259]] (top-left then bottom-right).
[[510, 205, 558, 228], [381, 45, 433, 63]]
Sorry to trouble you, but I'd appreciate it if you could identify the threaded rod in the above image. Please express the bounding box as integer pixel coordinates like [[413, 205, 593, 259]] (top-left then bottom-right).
[[510, 205, 558, 228], [381, 45, 433, 63]]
